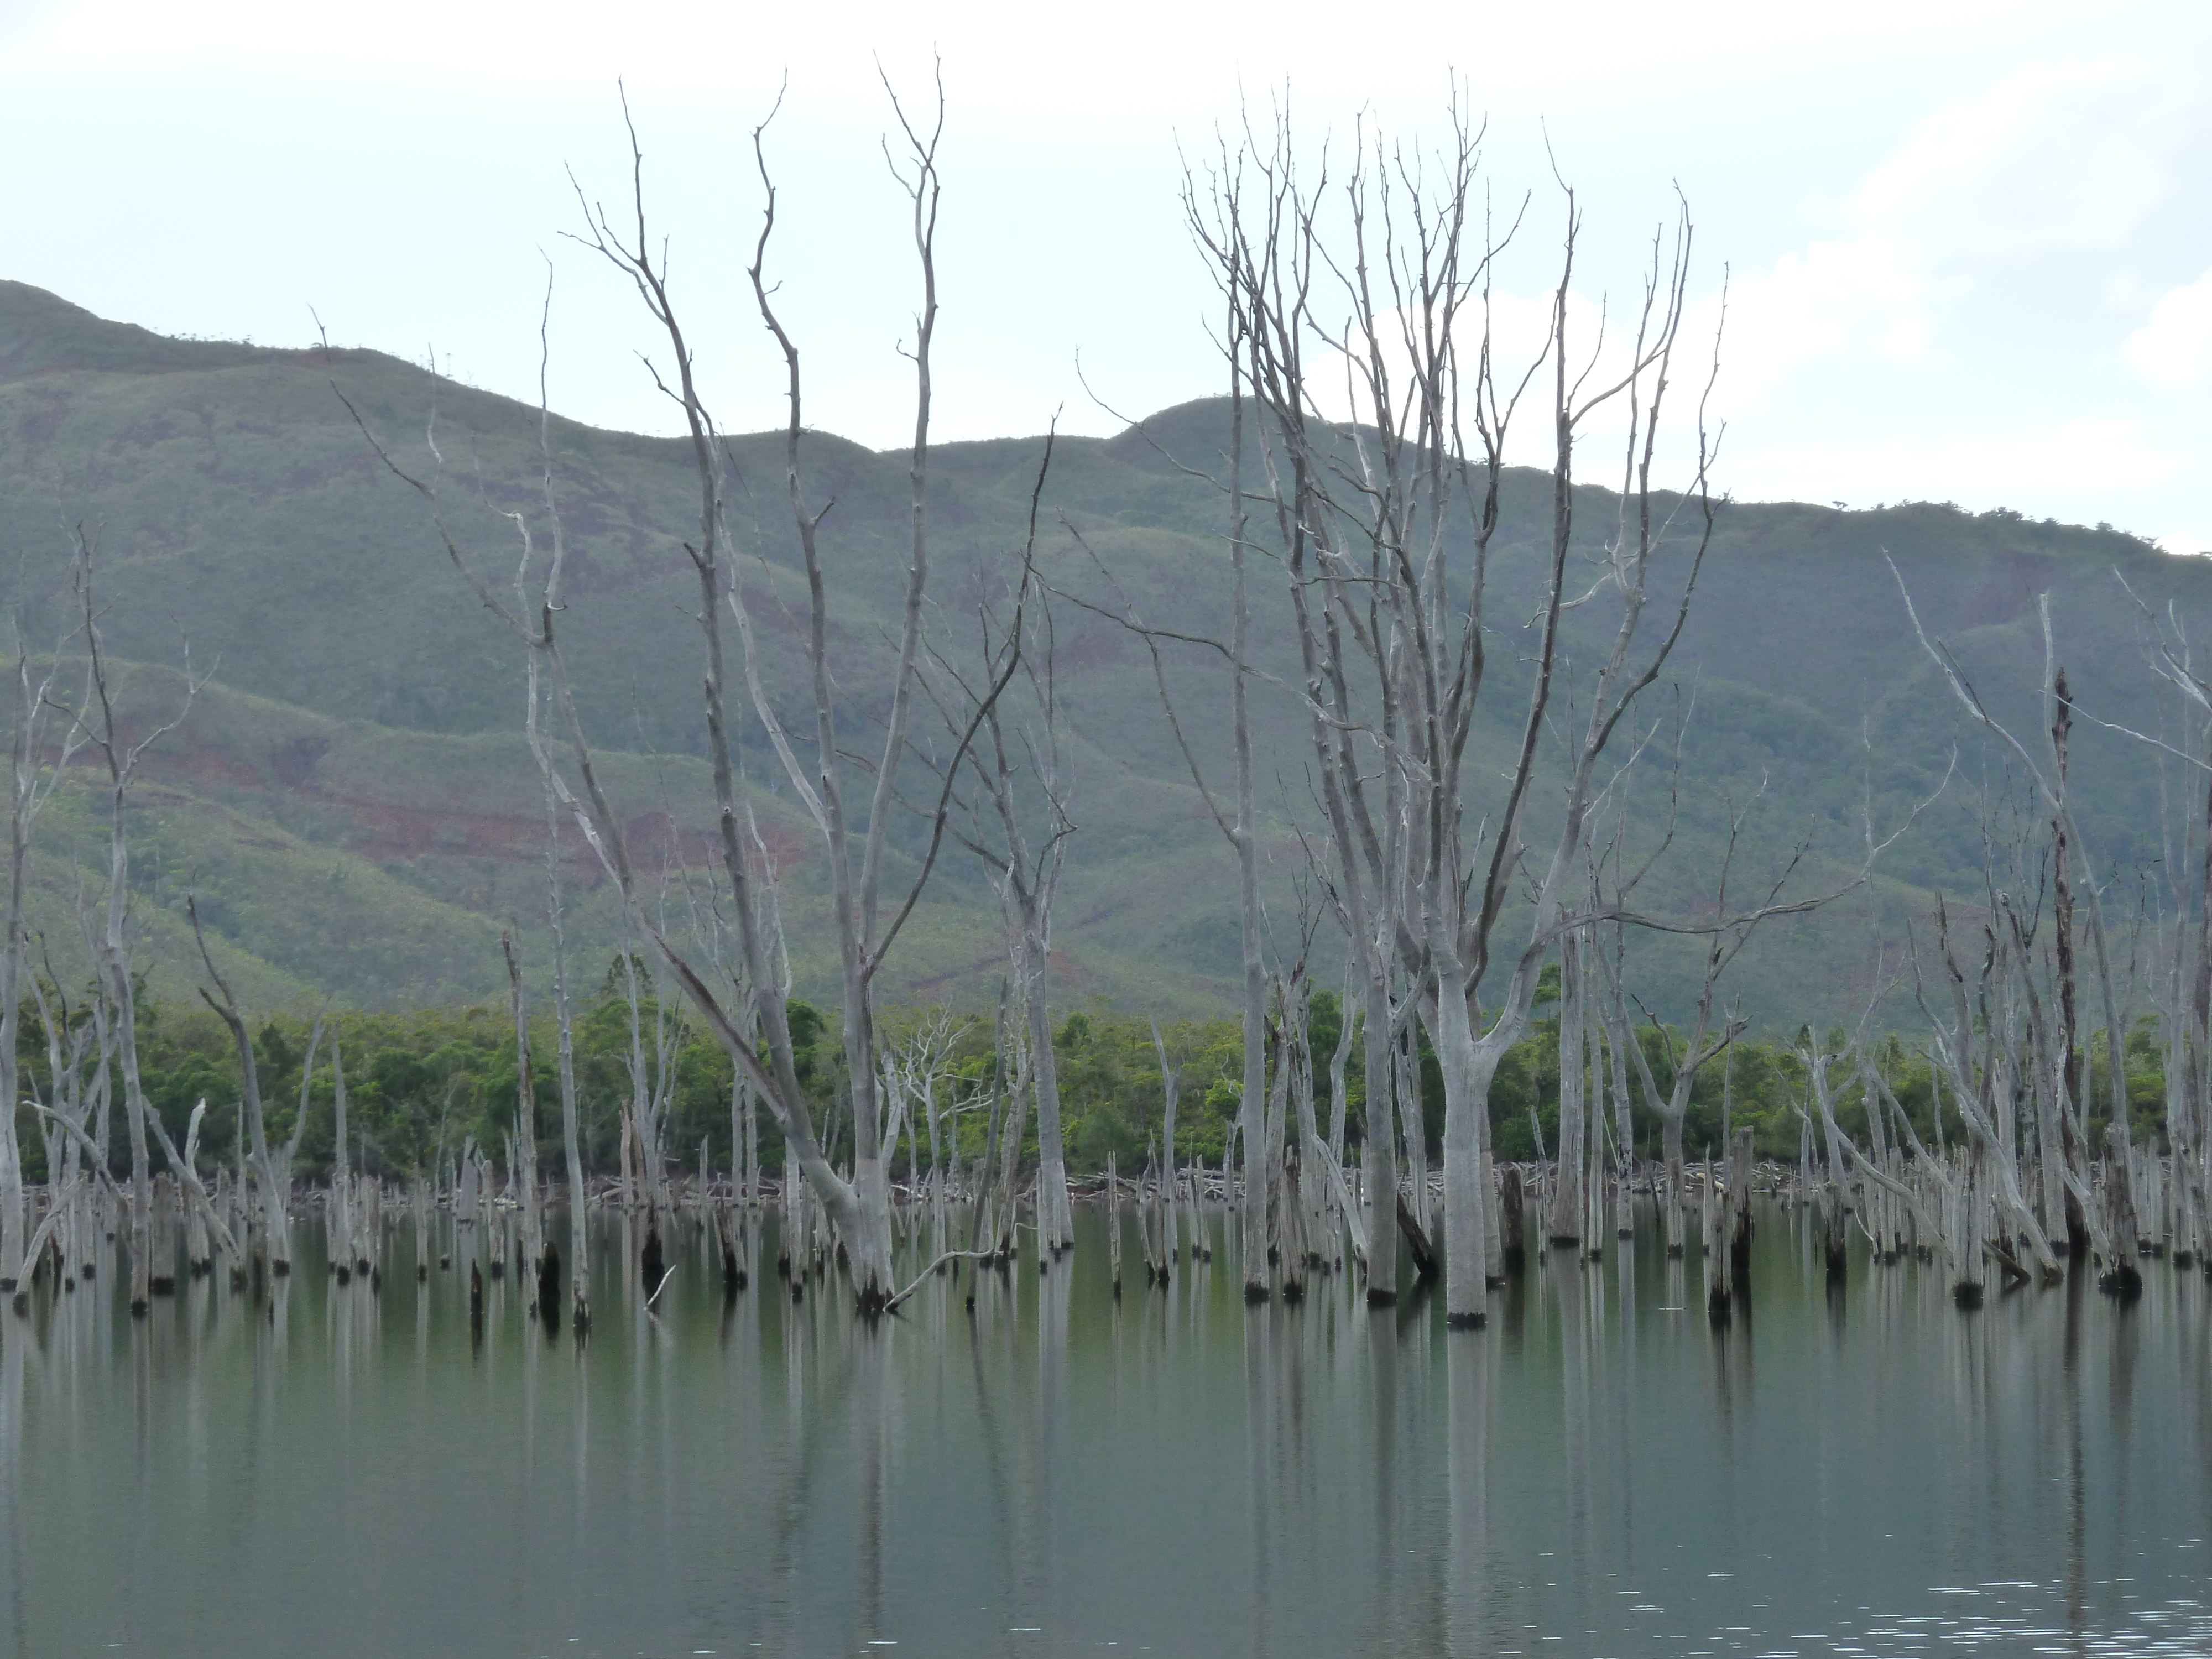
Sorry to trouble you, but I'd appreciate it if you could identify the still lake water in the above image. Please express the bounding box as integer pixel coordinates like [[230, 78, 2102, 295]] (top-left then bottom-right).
[[1, 1203, 2206, 1659]]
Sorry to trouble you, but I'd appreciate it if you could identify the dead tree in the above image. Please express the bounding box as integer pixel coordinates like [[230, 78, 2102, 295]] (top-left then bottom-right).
[[193, 896, 324, 1281], [0, 624, 86, 1291], [1047, 161, 1279, 1300], [502, 934, 551, 1307], [357, 81, 1030, 1312], [881, 1010, 962, 1271], [1191, 100, 1726, 1326], [1898, 577, 2140, 1269], [1550, 927, 1592, 1245], [2110, 582, 2212, 1271], [614, 947, 680, 1228], [74, 535, 201, 1313], [1149, 1020, 1183, 1271], [1916, 895, 2068, 1280], [327, 1040, 355, 1279], [23, 959, 97, 1291], [536, 759, 588, 1329], [142, 1093, 237, 1287], [1606, 793, 1799, 1254], [949, 588, 1078, 1257]]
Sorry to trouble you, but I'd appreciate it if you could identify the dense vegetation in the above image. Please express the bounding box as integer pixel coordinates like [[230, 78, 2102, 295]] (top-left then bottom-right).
[[26, 969, 2172, 1189]]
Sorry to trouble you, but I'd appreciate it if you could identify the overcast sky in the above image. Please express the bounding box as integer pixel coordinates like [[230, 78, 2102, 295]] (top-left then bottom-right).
[[3, 0, 2208, 551]]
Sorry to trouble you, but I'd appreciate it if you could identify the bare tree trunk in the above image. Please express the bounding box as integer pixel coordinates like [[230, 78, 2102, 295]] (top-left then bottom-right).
[[1150, 1021, 1181, 1270], [1549, 933, 1588, 1244], [1429, 946, 1487, 1322], [330, 1041, 352, 1280], [1107, 1152, 1122, 1297], [993, 1006, 1032, 1260], [1225, 363, 1270, 1306], [618, 952, 660, 1242], [1327, 968, 1355, 1167], [1700, 1155, 1729, 1321], [77, 546, 198, 1316], [1024, 927, 1073, 1256], [539, 784, 587, 1331], [1266, 995, 1302, 1301], [502, 935, 546, 1310], [1358, 969, 1396, 1302], [1728, 1127, 1755, 1292], [0, 648, 81, 1291], [1287, 984, 1327, 1269]]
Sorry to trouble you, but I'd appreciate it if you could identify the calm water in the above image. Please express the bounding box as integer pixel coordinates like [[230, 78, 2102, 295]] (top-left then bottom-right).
[[2, 1202, 2207, 1659]]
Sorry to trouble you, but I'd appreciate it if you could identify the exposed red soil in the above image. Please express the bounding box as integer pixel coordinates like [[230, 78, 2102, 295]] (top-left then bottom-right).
[[1956, 551, 2057, 632], [131, 727, 812, 888]]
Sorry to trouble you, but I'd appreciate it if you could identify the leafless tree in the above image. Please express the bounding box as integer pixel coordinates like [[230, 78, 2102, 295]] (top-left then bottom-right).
[[1191, 98, 1725, 1326], [537, 760, 589, 1328], [942, 563, 1078, 1256], [1148, 1018, 1183, 1272], [1605, 789, 1801, 1253], [190, 900, 320, 1280], [1066, 158, 1275, 1302], [72, 531, 205, 1312], [0, 612, 86, 1291], [359, 77, 1028, 1311], [1900, 573, 2150, 1280]]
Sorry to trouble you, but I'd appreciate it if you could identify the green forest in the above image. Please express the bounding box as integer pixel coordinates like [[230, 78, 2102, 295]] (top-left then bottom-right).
[[38, 969, 2171, 1190]]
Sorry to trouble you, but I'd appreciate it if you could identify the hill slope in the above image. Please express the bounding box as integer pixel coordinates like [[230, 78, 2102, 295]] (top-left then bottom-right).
[[0, 279, 2199, 1025]]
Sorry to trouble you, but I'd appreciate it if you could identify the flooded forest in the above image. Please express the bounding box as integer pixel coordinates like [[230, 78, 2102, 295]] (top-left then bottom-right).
[[0, 87, 2208, 1659]]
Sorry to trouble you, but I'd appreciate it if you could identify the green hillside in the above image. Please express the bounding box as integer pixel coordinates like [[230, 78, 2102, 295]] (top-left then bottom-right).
[[1, 278, 2200, 1027]]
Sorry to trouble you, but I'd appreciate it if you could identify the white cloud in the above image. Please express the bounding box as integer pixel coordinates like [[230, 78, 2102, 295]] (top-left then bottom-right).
[[2126, 267, 2212, 388], [1706, 57, 2189, 413], [1707, 236, 1957, 408], [1320, 58, 2198, 440], [1849, 58, 2182, 260]]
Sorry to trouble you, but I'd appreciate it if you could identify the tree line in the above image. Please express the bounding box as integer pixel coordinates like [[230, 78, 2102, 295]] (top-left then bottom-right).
[[14, 972, 2172, 1191]]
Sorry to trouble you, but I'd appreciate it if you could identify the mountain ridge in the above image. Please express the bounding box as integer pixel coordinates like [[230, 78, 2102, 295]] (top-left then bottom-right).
[[0, 278, 2199, 1029]]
